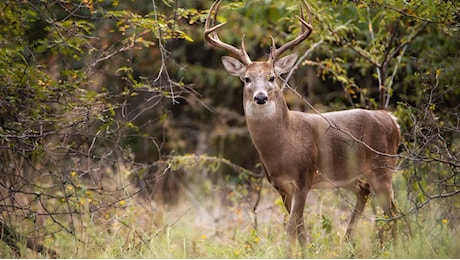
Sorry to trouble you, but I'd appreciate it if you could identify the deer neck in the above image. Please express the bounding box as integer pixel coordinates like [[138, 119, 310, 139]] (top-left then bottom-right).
[[244, 90, 291, 151]]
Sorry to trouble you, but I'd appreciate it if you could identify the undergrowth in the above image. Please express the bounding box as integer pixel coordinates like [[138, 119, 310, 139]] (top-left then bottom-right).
[[1, 178, 459, 258]]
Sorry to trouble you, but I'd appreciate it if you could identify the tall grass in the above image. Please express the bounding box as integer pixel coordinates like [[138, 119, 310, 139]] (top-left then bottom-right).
[[2, 176, 459, 258]]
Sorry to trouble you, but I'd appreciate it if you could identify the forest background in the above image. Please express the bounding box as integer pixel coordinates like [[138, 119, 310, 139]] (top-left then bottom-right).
[[0, 0, 459, 258]]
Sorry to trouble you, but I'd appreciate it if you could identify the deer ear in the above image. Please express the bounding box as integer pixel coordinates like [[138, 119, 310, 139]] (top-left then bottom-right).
[[222, 56, 246, 78], [274, 53, 298, 76]]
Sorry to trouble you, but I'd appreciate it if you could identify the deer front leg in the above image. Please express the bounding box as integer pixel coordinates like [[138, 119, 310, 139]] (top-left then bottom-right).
[[285, 187, 309, 257]]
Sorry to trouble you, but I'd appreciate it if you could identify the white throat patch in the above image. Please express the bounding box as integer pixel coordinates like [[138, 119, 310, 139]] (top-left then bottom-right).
[[245, 100, 277, 120]]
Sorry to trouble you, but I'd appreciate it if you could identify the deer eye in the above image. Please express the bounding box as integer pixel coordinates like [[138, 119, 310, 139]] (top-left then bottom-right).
[[268, 76, 275, 82], [244, 77, 251, 83]]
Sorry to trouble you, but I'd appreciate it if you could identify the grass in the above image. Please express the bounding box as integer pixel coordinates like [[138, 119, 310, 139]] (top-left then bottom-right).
[[2, 178, 459, 258]]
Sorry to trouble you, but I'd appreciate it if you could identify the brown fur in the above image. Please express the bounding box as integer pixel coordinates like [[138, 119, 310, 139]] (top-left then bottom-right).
[[226, 59, 400, 252]]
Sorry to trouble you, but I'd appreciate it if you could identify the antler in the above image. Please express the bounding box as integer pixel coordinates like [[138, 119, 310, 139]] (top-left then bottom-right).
[[204, 0, 252, 65], [269, 0, 313, 62]]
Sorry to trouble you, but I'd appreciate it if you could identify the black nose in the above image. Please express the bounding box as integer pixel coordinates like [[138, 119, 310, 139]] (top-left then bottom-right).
[[254, 93, 268, 104]]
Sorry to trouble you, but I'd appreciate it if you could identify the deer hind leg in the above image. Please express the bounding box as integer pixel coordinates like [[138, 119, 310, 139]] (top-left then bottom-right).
[[369, 174, 398, 244], [345, 180, 370, 241]]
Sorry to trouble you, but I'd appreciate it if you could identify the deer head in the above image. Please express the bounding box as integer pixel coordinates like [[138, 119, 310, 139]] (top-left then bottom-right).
[[204, 0, 312, 121]]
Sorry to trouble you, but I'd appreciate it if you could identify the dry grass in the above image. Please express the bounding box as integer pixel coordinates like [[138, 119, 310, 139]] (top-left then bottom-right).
[[2, 174, 459, 258]]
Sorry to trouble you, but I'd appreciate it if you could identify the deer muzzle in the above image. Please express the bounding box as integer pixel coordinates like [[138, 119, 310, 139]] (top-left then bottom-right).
[[254, 93, 268, 105]]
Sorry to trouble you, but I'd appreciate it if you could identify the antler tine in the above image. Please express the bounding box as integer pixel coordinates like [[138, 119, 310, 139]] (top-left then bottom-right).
[[270, 0, 313, 61], [204, 0, 252, 65]]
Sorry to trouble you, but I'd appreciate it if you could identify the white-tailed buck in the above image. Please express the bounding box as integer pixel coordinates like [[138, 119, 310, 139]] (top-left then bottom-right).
[[205, 0, 400, 253]]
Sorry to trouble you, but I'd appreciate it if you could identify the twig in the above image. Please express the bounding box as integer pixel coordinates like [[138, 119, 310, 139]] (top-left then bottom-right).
[[152, 207, 191, 237]]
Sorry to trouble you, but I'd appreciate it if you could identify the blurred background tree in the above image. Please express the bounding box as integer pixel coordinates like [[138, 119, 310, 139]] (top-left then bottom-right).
[[0, 0, 458, 257]]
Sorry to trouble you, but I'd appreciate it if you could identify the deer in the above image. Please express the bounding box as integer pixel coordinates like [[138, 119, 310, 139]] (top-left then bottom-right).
[[205, 0, 400, 255]]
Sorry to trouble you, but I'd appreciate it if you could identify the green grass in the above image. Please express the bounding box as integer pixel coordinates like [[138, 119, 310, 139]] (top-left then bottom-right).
[[3, 181, 459, 258]]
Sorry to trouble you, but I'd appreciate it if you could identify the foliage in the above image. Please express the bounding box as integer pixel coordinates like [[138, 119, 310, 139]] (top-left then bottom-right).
[[0, 0, 459, 257]]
